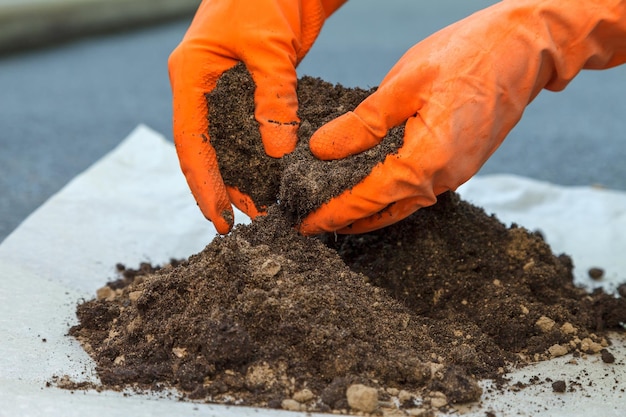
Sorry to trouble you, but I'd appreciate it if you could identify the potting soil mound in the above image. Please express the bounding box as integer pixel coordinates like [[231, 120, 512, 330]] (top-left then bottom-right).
[[69, 194, 626, 413], [68, 65, 626, 415]]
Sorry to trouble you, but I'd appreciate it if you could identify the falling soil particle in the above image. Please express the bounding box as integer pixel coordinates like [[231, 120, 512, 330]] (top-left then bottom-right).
[[551, 380, 567, 393], [68, 64, 626, 415], [588, 267, 604, 281]]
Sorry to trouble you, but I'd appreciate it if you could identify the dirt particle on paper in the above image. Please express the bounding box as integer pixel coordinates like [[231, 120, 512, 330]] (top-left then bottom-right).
[[588, 267, 605, 281], [551, 380, 567, 393], [600, 349, 616, 364]]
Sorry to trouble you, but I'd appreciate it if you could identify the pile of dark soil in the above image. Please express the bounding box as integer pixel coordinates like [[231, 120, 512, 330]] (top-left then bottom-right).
[[68, 65, 626, 415]]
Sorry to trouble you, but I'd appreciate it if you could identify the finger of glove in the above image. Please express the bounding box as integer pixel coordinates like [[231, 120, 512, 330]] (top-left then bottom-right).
[[299, 192, 431, 236], [174, 131, 234, 234], [334, 196, 429, 234], [226, 186, 266, 220], [298, 194, 390, 235], [298, 155, 437, 235], [169, 46, 238, 234], [248, 53, 301, 158], [300, 114, 447, 235], [309, 111, 383, 160], [309, 49, 432, 160], [242, 0, 330, 158]]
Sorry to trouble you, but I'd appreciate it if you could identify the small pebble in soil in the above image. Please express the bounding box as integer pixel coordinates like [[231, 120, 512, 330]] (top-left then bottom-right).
[[429, 391, 448, 408], [548, 344, 569, 358], [407, 408, 433, 416], [560, 322, 577, 335], [346, 384, 378, 413], [588, 267, 605, 280], [535, 316, 556, 333], [292, 388, 314, 403], [281, 398, 304, 412], [552, 380, 567, 393], [600, 349, 615, 364], [580, 337, 604, 354]]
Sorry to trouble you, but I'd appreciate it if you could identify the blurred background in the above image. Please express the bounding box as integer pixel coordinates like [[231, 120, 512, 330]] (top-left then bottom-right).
[[1, 0, 625, 242]]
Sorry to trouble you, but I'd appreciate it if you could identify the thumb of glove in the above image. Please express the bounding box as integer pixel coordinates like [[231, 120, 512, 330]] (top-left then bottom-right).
[[309, 111, 383, 160], [309, 62, 428, 161]]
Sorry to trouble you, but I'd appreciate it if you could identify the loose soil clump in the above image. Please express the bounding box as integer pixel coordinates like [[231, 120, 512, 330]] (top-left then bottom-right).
[[69, 65, 626, 415]]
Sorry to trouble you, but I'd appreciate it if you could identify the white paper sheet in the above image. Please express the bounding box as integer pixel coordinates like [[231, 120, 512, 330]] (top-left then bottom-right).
[[1, 125, 624, 417]]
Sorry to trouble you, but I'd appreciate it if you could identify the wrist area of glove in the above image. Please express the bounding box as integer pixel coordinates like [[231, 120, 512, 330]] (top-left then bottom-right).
[[497, 0, 626, 90], [319, 0, 348, 17]]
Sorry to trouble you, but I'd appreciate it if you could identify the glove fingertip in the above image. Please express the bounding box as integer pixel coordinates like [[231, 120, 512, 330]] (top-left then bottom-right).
[[296, 209, 330, 236], [226, 186, 267, 220], [251, 63, 299, 158], [212, 208, 235, 235], [310, 112, 382, 160], [297, 221, 325, 236], [200, 206, 235, 235], [258, 122, 299, 158]]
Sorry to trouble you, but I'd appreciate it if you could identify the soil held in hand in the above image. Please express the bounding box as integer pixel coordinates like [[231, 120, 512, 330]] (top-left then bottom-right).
[[208, 63, 404, 223], [69, 65, 626, 414]]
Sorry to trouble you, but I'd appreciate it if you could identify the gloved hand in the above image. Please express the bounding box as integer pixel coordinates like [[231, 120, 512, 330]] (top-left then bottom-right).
[[299, 0, 626, 235], [169, 0, 346, 234]]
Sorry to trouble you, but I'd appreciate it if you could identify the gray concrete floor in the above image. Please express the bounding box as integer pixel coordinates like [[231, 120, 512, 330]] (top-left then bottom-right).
[[1, 0, 626, 242]]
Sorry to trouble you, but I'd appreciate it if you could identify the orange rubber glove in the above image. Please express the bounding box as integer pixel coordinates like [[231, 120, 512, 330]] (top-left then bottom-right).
[[169, 0, 346, 234], [299, 0, 626, 235]]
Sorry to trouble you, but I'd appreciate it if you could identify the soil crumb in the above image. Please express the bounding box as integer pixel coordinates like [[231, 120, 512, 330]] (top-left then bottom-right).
[[69, 65, 626, 415], [551, 380, 567, 393]]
